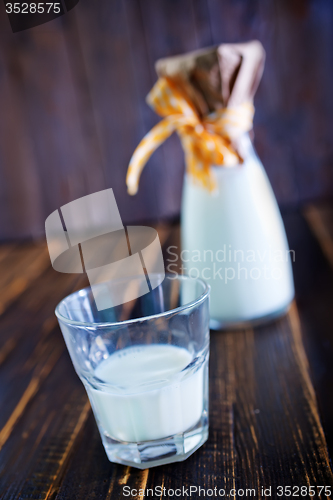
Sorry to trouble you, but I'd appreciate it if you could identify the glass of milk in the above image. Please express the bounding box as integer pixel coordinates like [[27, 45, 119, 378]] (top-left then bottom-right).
[[55, 274, 210, 469], [181, 134, 294, 329]]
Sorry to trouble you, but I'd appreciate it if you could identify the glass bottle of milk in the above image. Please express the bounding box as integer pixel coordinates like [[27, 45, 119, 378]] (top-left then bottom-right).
[[181, 133, 294, 329]]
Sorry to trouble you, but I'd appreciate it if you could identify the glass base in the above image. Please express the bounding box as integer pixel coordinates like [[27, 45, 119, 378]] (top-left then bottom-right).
[[209, 300, 293, 331], [100, 414, 208, 469]]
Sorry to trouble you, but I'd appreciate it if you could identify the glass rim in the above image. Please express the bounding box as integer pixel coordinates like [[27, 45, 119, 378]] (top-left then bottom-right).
[[55, 273, 210, 329]]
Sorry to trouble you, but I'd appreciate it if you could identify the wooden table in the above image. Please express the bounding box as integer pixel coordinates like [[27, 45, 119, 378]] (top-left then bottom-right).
[[1, 204, 333, 499]]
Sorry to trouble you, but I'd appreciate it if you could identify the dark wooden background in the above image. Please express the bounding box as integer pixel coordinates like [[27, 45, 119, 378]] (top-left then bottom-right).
[[0, 0, 333, 240]]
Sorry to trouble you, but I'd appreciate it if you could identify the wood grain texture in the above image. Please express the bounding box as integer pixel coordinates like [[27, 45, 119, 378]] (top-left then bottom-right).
[[0, 215, 333, 498], [0, 243, 50, 314], [303, 204, 333, 270], [0, 243, 88, 457], [1, 0, 333, 238], [0, 351, 89, 500], [51, 304, 333, 500], [287, 206, 333, 456]]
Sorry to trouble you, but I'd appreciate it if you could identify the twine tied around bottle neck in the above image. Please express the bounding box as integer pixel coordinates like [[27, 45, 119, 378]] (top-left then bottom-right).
[[126, 77, 254, 195]]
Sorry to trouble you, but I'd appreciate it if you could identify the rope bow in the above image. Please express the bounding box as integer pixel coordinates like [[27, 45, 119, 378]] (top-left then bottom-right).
[[126, 77, 254, 195]]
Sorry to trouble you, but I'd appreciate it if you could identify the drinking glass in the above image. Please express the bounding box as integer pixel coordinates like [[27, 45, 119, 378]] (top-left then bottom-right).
[[56, 274, 210, 469]]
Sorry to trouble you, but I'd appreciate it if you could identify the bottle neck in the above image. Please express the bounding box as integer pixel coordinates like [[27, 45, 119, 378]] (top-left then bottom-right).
[[234, 133, 255, 161]]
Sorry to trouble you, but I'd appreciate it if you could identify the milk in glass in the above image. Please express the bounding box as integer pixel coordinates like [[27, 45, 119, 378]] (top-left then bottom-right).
[[86, 344, 205, 442]]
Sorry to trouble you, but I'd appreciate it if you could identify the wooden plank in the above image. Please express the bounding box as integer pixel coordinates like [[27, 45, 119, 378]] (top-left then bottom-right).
[[0, 242, 50, 315], [70, 0, 161, 224], [1, 217, 333, 497], [0, 243, 51, 369], [0, 350, 89, 500], [0, 223, 171, 498], [285, 205, 333, 456], [1, 2, 333, 241], [0, 263, 89, 498], [0, 244, 16, 263], [137, 0, 201, 220], [206, 0, 300, 207], [206, 0, 333, 206], [303, 204, 333, 270], [144, 307, 332, 496], [60, 11, 107, 197], [0, 11, 108, 238], [122, 0, 167, 223], [191, 0, 214, 48], [14, 18, 100, 218], [272, 1, 333, 204], [0, 264, 87, 441], [0, 20, 44, 240], [0, 339, 63, 452], [50, 219, 333, 497], [52, 305, 333, 499]]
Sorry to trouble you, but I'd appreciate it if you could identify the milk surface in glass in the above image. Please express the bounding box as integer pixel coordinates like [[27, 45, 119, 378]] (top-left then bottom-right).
[[86, 344, 205, 442]]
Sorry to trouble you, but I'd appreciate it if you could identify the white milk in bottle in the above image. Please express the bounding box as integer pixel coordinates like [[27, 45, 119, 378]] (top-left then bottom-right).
[[181, 135, 294, 327]]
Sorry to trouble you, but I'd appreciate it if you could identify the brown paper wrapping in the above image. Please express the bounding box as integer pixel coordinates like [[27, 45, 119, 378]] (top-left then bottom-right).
[[155, 40, 265, 116]]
